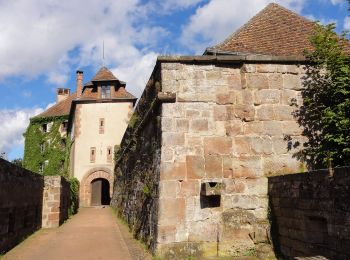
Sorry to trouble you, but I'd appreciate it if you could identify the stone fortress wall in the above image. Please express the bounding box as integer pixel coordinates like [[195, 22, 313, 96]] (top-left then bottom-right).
[[157, 58, 306, 258], [112, 56, 308, 258]]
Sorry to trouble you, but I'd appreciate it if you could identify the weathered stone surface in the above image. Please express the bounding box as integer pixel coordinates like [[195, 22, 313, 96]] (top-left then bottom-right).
[[205, 155, 223, 178], [263, 121, 283, 136], [161, 162, 187, 181], [162, 132, 185, 146], [204, 137, 232, 156], [175, 119, 189, 132], [186, 156, 205, 180], [158, 198, 185, 226], [231, 104, 255, 121], [256, 105, 275, 121], [268, 73, 283, 89], [275, 105, 295, 121], [246, 73, 269, 89], [190, 119, 208, 132], [254, 89, 280, 105], [269, 168, 350, 259], [283, 74, 302, 90]]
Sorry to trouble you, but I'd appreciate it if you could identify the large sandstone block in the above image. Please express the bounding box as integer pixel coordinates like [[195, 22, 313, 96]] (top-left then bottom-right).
[[160, 162, 187, 181], [268, 74, 283, 89], [254, 89, 281, 105], [283, 74, 302, 90], [256, 104, 275, 121], [246, 73, 269, 89], [162, 132, 185, 146], [232, 156, 263, 178], [204, 137, 232, 156], [190, 119, 208, 132], [186, 155, 205, 180], [158, 198, 185, 226], [205, 155, 223, 178]]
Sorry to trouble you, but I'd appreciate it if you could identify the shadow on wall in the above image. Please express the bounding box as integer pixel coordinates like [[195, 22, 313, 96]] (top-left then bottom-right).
[[268, 167, 350, 259], [0, 159, 44, 254]]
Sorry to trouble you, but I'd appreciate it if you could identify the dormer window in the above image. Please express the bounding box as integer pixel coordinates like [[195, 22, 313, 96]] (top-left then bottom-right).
[[101, 86, 111, 99]]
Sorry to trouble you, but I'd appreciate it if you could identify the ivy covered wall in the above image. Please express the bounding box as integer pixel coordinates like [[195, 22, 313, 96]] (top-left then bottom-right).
[[23, 116, 71, 178]]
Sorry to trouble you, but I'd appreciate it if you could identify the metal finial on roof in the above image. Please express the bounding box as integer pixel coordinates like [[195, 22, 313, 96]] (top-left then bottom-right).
[[102, 40, 105, 66]]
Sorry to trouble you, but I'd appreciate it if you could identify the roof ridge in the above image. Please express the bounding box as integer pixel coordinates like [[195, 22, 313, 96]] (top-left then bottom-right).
[[209, 2, 314, 52]]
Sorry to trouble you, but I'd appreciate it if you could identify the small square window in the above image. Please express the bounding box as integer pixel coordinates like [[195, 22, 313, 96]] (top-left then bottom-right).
[[40, 143, 45, 153], [99, 118, 105, 134], [90, 147, 96, 163], [42, 124, 47, 132], [107, 146, 112, 163], [101, 86, 111, 99]]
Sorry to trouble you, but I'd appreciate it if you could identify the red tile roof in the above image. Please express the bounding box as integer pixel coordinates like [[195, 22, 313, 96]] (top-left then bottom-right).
[[91, 67, 119, 82], [207, 3, 350, 57], [37, 93, 76, 118]]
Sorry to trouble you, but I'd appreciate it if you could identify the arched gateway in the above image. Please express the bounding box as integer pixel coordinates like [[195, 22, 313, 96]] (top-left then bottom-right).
[[80, 168, 114, 207]]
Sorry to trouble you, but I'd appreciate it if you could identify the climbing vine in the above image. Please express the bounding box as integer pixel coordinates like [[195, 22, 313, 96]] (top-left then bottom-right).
[[23, 115, 71, 178]]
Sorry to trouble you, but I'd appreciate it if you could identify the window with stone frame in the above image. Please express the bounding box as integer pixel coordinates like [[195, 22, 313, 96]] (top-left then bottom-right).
[[90, 147, 96, 163], [107, 146, 112, 163], [101, 85, 111, 99], [61, 121, 68, 132], [99, 118, 105, 134], [40, 142, 45, 153], [39, 163, 44, 173]]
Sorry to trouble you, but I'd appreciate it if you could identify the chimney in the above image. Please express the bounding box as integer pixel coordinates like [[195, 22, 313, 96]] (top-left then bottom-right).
[[56, 88, 70, 103], [76, 70, 83, 98]]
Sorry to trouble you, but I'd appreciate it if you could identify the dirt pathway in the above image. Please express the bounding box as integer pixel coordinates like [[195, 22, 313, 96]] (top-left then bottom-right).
[[3, 207, 149, 260]]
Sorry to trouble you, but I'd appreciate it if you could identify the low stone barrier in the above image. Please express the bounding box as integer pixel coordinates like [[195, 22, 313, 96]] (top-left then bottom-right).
[[42, 176, 70, 228], [0, 159, 71, 253], [268, 167, 350, 259], [0, 158, 43, 253]]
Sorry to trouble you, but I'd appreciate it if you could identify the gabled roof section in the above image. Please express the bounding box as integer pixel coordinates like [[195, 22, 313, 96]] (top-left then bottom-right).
[[91, 66, 119, 82], [206, 3, 317, 57], [36, 93, 76, 118]]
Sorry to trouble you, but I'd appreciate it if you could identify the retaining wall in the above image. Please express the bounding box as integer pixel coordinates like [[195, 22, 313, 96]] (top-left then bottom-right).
[[269, 167, 350, 259], [0, 158, 43, 253], [0, 159, 71, 253]]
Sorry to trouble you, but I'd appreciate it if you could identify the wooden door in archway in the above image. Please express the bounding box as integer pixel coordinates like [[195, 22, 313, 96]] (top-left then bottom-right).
[[91, 178, 110, 206]]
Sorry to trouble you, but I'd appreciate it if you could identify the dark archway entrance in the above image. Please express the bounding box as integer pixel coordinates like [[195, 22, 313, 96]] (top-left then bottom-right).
[[91, 178, 110, 206]]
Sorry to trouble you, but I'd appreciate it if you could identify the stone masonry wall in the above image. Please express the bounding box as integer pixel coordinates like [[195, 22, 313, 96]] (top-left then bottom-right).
[[0, 158, 43, 253], [111, 66, 162, 252], [42, 176, 70, 228], [157, 61, 306, 258], [269, 167, 350, 259]]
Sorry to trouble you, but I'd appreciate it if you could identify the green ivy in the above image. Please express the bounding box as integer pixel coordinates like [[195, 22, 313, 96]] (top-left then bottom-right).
[[69, 177, 79, 216], [23, 116, 70, 177]]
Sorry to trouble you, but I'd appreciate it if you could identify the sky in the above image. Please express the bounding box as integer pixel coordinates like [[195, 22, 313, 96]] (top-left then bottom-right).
[[0, 0, 349, 161]]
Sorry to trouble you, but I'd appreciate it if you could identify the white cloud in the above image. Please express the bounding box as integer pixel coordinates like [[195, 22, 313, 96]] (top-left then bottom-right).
[[0, 108, 44, 157], [112, 52, 158, 98], [0, 0, 165, 96], [180, 0, 306, 53], [345, 16, 350, 30], [329, 0, 345, 5]]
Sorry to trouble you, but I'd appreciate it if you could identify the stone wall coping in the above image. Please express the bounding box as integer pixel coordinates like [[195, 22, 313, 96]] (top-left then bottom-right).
[[157, 54, 307, 64], [268, 166, 350, 183]]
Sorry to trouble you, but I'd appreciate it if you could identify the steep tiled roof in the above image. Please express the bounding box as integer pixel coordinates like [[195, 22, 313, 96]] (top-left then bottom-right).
[[81, 86, 136, 100], [36, 93, 76, 118], [91, 67, 118, 82], [207, 3, 350, 57]]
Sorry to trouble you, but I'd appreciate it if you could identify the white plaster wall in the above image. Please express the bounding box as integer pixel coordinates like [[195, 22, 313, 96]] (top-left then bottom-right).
[[72, 102, 132, 181]]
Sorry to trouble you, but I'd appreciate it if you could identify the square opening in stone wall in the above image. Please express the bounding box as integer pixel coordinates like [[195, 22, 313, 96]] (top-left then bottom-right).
[[200, 195, 221, 208], [306, 216, 328, 246]]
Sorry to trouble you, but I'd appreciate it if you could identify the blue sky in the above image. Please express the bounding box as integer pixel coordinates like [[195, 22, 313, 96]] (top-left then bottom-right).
[[0, 0, 349, 160]]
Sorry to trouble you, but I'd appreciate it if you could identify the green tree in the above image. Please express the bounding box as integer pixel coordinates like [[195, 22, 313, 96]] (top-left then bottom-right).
[[293, 23, 350, 169], [11, 158, 23, 167]]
